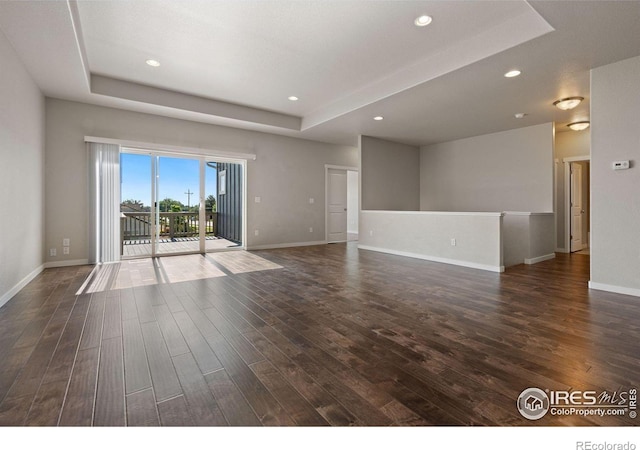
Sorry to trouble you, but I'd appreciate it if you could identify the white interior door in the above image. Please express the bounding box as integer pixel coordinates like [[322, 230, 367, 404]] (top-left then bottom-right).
[[570, 162, 584, 252], [327, 168, 348, 243]]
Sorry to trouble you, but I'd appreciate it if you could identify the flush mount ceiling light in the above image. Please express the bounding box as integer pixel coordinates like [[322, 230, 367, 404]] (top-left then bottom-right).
[[145, 59, 160, 67], [567, 121, 590, 131], [514, 113, 527, 119], [504, 70, 521, 78], [288, 96, 299, 101], [373, 116, 384, 121], [553, 96, 584, 110], [414, 15, 433, 26]]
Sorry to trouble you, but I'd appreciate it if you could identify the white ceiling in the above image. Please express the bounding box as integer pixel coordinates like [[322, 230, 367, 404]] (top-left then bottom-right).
[[1, 0, 639, 147]]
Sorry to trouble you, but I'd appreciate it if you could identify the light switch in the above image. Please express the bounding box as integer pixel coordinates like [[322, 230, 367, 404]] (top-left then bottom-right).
[[309, 198, 314, 204], [255, 196, 261, 203], [63, 238, 70, 246]]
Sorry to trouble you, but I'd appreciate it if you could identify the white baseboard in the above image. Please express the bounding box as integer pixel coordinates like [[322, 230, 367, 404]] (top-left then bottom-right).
[[525, 253, 556, 265], [0, 264, 45, 309], [358, 244, 504, 273], [44, 259, 90, 269], [247, 241, 327, 251], [588, 281, 640, 298]]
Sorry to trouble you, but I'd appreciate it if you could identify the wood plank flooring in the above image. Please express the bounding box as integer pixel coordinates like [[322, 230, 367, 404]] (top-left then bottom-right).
[[0, 243, 639, 426]]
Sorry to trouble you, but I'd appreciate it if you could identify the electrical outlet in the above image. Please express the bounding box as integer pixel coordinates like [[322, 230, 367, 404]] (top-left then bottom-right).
[[255, 196, 261, 203], [309, 198, 314, 204], [63, 238, 70, 246], [254, 229, 259, 236], [63, 247, 70, 255], [612, 160, 630, 170], [309, 227, 313, 233], [451, 238, 457, 246], [49, 248, 57, 257], [369, 230, 374, 237]]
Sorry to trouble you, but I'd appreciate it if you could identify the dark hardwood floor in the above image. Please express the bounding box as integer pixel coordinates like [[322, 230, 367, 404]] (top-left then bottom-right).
[[0, 243, 638, 426]]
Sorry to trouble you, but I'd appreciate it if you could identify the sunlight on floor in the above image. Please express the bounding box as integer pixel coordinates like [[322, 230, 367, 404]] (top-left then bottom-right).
[[79, 251, 283, 293], [205, 251, 283, 274]]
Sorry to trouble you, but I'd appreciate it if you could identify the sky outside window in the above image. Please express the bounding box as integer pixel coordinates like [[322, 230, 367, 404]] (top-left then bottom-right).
[[121, 153, 217, 208]]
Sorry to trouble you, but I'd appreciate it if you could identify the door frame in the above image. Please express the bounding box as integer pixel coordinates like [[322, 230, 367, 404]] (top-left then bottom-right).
[[119, 145, 249, 258], [563, 155, 590, 253], [325, 164, 358, 243]]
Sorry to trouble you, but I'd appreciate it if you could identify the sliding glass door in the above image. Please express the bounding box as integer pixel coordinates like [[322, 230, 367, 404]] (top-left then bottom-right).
[[120, 153, 153, 258], [155, 156, 201, 255], [120, 150, 243, 258]]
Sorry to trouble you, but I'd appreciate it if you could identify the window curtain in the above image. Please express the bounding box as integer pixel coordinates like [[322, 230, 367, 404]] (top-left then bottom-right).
[[88, 142, 121, 264]]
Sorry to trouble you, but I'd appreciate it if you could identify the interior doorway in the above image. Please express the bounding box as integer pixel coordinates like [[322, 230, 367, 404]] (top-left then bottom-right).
[[564, 157, 590, 254], [325, 165, 359, 243]]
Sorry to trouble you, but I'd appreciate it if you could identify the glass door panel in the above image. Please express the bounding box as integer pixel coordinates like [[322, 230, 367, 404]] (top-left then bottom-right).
[[155, 156, 200, 255], [120, 153, 153, 258], [204, 161, 217, 252]]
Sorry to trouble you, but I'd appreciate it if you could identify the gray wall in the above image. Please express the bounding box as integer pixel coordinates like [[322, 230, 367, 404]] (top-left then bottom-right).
[[44, 99, 357, 264], [590, 55, 640, 294], [347, 170, 359, 234], [554, 130, 590, 251], [360, 135, 420, 211], [0, 30, 45, 306], [420, 123, 554, 212], [359, 211, 504, 272]]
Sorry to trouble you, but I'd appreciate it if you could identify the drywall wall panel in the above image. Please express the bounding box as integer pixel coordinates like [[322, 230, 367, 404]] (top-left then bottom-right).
[[347, 170, 359, 234], [590, 55, 640, 294], [360, 136, 420, 211], [420, 123, 554, 212], [0, 30, 45, 306], [358, 211, 503, 272]]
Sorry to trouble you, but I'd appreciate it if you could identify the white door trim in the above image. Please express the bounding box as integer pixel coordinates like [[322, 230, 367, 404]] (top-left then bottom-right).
[[325, 165, 358, 244], [563, 155, 590, 254]]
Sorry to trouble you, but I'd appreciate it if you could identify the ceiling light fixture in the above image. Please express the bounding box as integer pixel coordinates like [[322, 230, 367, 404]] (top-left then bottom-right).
[[514, 113, 527, 119], [145, 59, 160, 67], [414, 15, 433, 27], [567, 121, 590, 131], [373, 116, 384, 121], [504, 70, 521, 78], [288, 96, 299, 101], [553, 96, 584, 110]]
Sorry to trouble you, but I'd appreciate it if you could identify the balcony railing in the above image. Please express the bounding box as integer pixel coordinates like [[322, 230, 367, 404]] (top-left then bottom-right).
[[121, 212, 217, 242]]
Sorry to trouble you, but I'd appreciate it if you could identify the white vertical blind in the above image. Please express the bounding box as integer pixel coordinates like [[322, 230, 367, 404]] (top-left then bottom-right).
[[88, 142, 121, 263]]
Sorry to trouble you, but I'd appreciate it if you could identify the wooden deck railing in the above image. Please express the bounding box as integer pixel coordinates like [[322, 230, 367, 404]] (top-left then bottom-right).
[[121, 212, 217, 241]]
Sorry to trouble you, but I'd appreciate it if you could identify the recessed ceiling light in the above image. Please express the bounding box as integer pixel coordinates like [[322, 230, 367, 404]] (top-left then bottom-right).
[[146, 59, 160, 67], [504, 70, 521, 78], [288, 96, 299, 101], [373, 116, 384, 121], [414, 15, 433, 27], [553, 96, 584, 110], [514, 113, 527, 119], [567, 121, 590, 131]]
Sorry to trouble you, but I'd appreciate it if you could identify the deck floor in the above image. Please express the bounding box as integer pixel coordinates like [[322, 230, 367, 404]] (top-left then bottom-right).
[[0, 244, 638, 428], [122, 236, 239, 257]]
